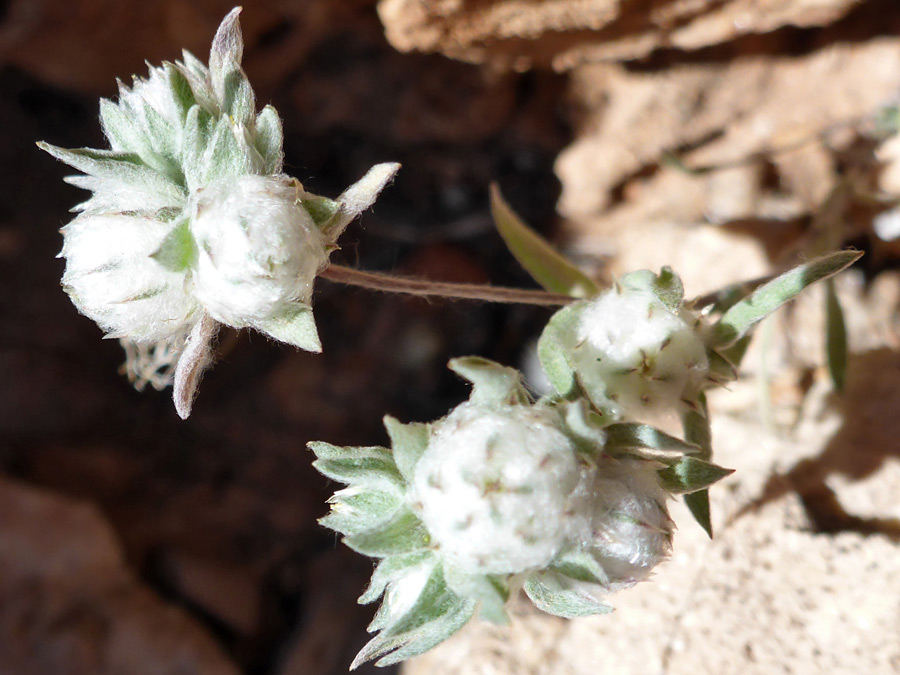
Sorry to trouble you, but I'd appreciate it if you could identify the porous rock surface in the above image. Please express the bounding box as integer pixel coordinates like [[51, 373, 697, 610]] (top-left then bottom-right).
[[378, 0, 864, 70]]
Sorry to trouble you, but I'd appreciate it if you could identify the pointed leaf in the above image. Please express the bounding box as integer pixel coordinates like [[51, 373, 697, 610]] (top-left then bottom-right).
[[443, 567, 510, 625], [604, 422, 700, 459], [448, 356, 528, 406], [710, 250, 863, 347], [221, 66, 255, 126], [39, 143, 139, 172], [651, 266, 685, 311], [490, 184, 598, 298], [706, 347, 738, 385], [368, 598, 475, 669], [344, 507, 431, 557], [324, 163, 401, 240], [173, 314, 218, 420], [560, 398, 611, 453], [310, 441, 386, 462], [658, 457, 734, 494], [99, 99, 143, 154], [690, 275, 769, 314], [680, 392, 714, 537], [180, 49, 208, 80], [353, 564, 476, 669], [550, 548, 610, 586], [209, 7, 244, 105], [537, 301, 584, 398], [359, 552, 436, 604], [164, 62, 196, 123], [321, 489, 404, 537], [684, 489, 713, 538], [254, 105, 284, 173], [825, 278, 848, 392], [38, 143, 185, 205], [255, 304, 321, 352], [621, 267, 684, 311], [140, 102, 178, 162], [310, 444, 403, 487], [383, 416, 429, 482], [524, 572, 613, 618], [302, 196, 340, 228], [150, 220, 196, 272], [200, 115, 253, 184], [182, 104, 214, 192], [681, 393, 711, 459], [717, 334, 753, 371]]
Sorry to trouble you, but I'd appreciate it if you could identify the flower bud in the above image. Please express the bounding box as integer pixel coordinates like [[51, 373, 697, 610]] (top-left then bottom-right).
[[411, 401, 591, 575], [189, 174, 328, 327], [60, 213, 197, 342], [586, 456, 672, 590]]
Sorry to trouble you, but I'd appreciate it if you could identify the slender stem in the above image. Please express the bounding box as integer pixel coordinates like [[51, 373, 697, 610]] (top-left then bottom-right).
[[320, 264, 574, 306]]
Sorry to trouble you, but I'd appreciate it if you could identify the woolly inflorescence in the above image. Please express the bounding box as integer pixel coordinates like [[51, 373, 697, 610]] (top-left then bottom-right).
[[411, 402, 591, 574], [60, 213, 197, 342], [574, 286, 709, 420], [189, 175, 327, 327]]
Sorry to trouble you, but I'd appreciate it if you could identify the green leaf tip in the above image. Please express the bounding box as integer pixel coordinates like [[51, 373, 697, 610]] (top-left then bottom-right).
[[604, 422, 701, 462], [684, 489, 713, 538], [711, 249, 863, 347], [351, 562, 476, 670], [523, 572, 614, 618], [344, 507, 431, 557], [537, 300, 583, 398], [448, 356, 529, 406], [658, 456, 734, 494], [620, 267, 685, 311], [150, 220, 196, 272], [490, 183, 598, 298], [255, 304, 321, 352], [383, 415, 429, 482], [302, 195, 341, 228]]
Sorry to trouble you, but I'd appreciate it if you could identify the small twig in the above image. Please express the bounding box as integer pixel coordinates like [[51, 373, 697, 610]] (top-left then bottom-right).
[[320, 264, 574, 306]]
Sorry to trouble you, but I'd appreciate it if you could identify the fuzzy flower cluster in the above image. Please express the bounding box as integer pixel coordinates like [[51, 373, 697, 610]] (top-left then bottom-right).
[[39, 8, 398, 418], [541, 268, 713, 427], [312, 290, 734, 669]]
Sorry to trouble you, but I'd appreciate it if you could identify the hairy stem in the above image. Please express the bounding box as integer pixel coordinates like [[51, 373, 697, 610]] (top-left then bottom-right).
[[321, 264, 574, 306]]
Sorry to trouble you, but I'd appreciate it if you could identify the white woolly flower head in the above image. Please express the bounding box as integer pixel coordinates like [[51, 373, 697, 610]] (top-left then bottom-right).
[[411, 400, 591, 575], [39, 7, 400, 417], [189, 175, 327, 327], [540, 268, 710, 426], [60, 213, 197, 342], [310, 356, 740, 668], [585, 456, 672, 590], [575, 284, 708, 417]]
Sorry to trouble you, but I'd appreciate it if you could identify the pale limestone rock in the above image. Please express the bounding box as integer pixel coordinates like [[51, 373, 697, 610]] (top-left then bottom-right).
[[556, 40, 900, 221], [377, 0, 863, 71]]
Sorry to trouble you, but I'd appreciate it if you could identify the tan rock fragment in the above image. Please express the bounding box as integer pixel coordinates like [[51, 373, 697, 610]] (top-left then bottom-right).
[[0, 476, 239, 675], [377, 0, 863, 71], [556, 39, 900, 221]]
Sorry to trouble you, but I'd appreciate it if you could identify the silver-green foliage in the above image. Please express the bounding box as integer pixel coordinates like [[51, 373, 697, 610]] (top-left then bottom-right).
[[311, 357, 723, 668]]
